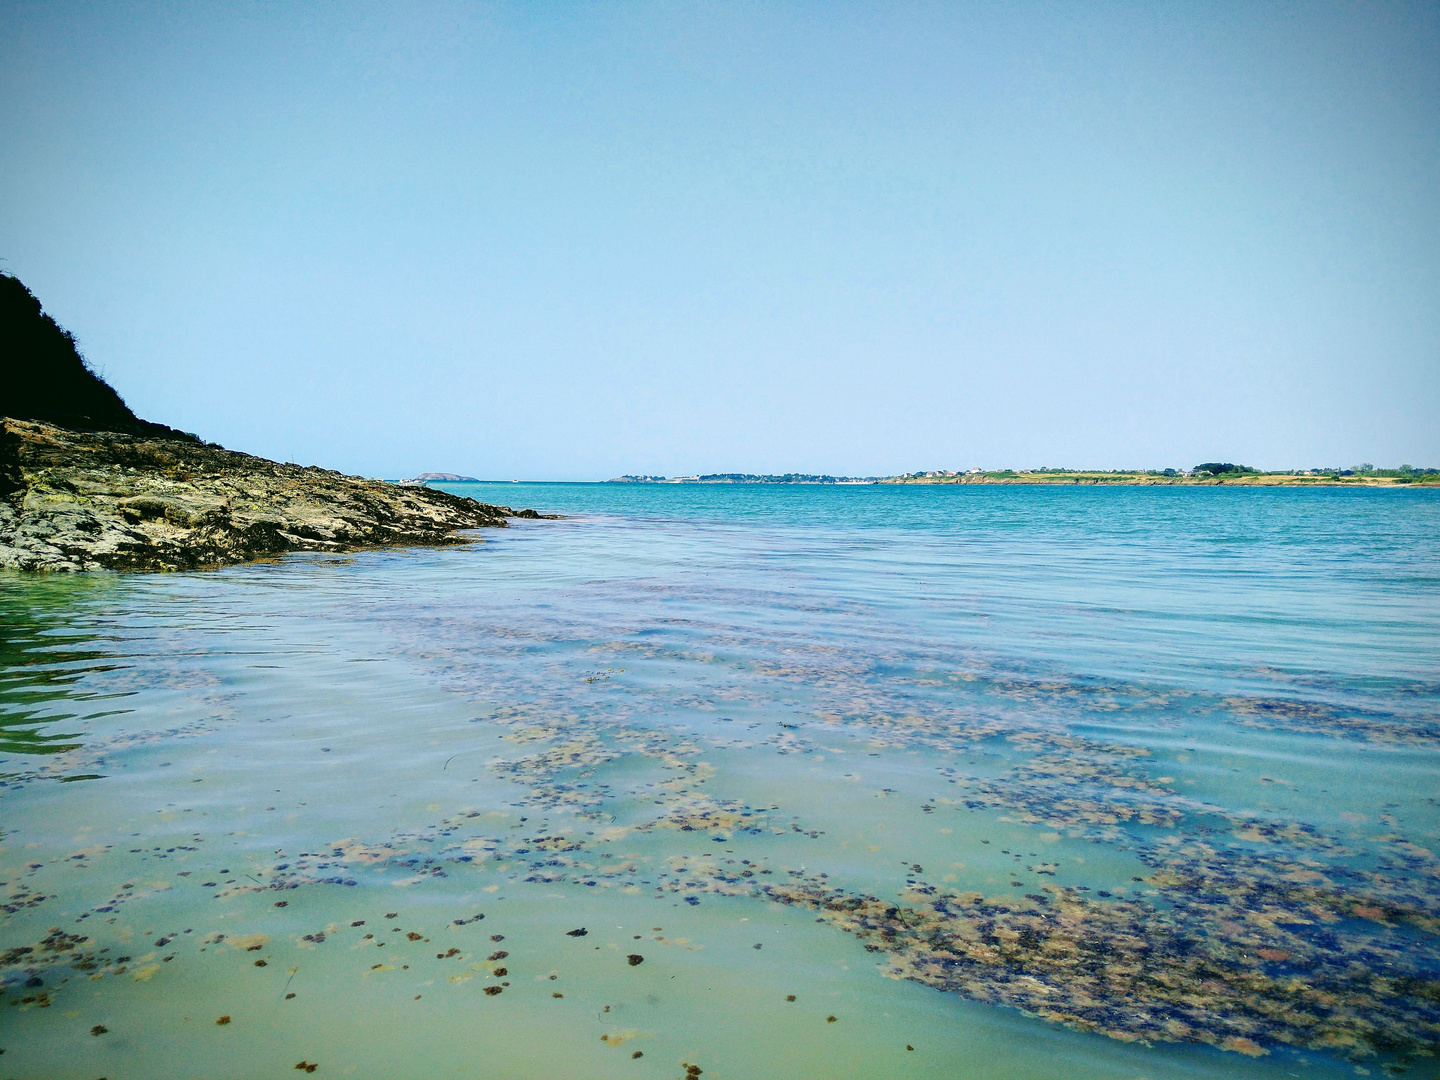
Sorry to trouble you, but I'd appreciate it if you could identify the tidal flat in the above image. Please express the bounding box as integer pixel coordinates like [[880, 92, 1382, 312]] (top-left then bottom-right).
[[2, 484, 1438, 1078]]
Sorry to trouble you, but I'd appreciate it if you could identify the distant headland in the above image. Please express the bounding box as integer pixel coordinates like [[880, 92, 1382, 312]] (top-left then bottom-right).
[[0, 273, 553, 573]]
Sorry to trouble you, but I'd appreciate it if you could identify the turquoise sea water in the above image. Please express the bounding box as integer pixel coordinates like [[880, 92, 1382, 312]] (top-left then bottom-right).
[[2, 483, 1438, 1078]]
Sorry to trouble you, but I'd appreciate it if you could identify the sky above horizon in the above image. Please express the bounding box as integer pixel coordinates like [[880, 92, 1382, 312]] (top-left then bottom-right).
[[2, 2, 1437, 479]]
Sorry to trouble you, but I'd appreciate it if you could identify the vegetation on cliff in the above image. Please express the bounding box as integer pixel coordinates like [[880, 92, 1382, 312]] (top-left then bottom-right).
[[1, 273, 197, 441]]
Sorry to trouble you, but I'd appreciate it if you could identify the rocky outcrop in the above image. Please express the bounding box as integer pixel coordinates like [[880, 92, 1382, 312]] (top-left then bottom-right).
[[0, 419, 548, 573], [0, 272, 555, 572]]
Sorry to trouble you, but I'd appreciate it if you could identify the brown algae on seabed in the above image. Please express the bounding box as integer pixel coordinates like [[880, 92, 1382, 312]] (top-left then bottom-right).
[[435, 682, 1440, 1059], [9, 699, 1436, 1067]]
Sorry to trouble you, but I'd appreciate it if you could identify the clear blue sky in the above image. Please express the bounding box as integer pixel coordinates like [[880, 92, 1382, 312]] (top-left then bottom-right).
[[3, 2, 1436, 478]]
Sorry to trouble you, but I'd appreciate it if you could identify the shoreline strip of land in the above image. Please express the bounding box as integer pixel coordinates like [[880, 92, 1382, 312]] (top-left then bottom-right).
[[604, 469, 1437, 487]]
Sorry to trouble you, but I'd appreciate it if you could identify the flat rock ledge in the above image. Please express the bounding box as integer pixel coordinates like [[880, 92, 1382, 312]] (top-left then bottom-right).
[[0, 418, 548, 573]]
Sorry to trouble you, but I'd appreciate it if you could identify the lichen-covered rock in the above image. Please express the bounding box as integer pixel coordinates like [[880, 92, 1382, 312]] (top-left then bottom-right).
[[0, 419, 543, 572]]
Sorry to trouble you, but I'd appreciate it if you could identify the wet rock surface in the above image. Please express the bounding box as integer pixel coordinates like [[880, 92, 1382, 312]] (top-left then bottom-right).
[[0, 418, 550, 572]]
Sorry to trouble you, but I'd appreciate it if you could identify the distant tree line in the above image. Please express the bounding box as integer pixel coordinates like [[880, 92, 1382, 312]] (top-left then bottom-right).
[[1332, 465, 1438, 480], [1191, 463, 1257, 476]]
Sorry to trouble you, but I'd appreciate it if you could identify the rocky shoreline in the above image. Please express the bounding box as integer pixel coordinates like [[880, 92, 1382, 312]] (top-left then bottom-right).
[[0, 418, 551, 573]]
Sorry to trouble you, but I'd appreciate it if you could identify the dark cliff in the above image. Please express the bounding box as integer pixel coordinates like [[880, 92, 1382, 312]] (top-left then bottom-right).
[[0, 274, 553, 571], [0, 272, 196, 440]]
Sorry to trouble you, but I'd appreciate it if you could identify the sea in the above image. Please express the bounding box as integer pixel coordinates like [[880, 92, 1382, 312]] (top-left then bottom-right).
[[2, 482, 1438, 1079]]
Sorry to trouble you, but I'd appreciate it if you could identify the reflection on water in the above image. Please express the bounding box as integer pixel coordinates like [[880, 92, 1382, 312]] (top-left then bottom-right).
[[2, 485, 1438, 1078], [0, 576, 130, 757]]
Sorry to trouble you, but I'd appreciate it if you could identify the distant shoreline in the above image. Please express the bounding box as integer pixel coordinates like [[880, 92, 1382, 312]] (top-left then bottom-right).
[[594, 470, 1438, 488], [606, 473, 879, 485], [879, 471, 1439, 488], [408, 473, 1439, 488]]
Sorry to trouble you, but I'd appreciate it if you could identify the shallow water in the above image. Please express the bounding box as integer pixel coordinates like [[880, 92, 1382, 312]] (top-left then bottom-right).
[[2, 484, 1438, 1078]]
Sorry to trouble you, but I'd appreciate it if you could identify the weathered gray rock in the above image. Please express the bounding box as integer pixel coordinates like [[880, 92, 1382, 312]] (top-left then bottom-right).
[[0, 419, 549, 573]]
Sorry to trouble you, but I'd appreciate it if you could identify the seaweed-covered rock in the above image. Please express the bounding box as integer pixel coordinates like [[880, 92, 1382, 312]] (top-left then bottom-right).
[[0, 419, 544, 572]]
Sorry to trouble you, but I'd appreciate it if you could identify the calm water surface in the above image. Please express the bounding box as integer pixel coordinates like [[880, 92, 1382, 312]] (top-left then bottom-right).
[[2, 484, 1438, 1078]]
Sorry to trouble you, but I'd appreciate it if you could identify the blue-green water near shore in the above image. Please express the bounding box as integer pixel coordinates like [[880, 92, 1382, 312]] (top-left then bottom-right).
[[2, 484, 1438, 1078]]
